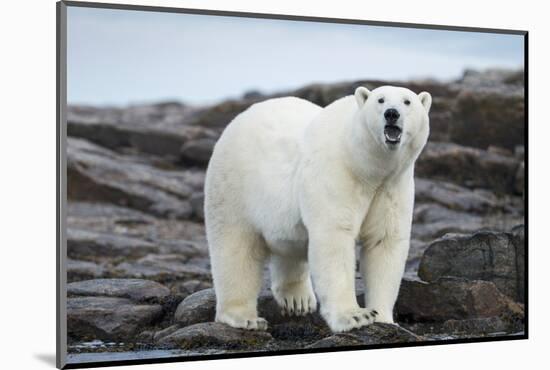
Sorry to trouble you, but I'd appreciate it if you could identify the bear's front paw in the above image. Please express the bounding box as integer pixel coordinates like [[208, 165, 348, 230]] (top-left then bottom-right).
[[323, 307, 378, 332], [273, 282, 318, 317], [216, 313, 269, 331]]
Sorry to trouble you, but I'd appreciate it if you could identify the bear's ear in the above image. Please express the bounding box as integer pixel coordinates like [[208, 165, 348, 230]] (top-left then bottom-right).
[[418, 92, 432, 113], [354, 86, 371, 108]]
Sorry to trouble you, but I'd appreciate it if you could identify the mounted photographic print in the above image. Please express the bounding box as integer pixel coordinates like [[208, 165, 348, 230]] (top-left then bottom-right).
[[56, 1, 528, 368]]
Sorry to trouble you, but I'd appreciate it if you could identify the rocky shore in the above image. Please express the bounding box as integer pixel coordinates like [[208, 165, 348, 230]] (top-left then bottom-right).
[[66, 69, 525, 360]]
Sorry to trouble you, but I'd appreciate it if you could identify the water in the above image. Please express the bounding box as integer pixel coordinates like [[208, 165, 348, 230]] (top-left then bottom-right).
[[67, 349, 211, 364], [67, 340, 222, 365]]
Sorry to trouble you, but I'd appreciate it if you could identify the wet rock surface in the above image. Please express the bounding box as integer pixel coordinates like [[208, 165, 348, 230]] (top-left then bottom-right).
[[66, 69, 525, 359]]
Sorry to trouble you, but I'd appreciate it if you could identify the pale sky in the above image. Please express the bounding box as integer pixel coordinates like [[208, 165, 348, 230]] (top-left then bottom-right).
[[67, 6, 524, 106]]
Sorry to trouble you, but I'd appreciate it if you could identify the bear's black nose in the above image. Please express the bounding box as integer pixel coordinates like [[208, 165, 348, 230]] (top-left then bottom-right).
[[384, 108, 400, 124]]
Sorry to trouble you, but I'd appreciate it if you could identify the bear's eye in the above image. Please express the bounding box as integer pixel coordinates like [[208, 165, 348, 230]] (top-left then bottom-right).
[[378, 98, 384, 104], [404, 99, 411, 105]]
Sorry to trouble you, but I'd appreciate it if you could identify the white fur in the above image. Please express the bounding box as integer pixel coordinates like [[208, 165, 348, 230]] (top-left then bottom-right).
[[204, 86, 431, 332]]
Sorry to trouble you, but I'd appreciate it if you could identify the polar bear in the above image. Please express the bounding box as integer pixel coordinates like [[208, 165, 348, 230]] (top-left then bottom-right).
[[204, 85, 431, 332]]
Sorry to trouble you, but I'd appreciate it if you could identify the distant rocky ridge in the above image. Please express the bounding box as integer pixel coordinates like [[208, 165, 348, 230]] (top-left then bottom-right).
[[66, 68, 525, 358]]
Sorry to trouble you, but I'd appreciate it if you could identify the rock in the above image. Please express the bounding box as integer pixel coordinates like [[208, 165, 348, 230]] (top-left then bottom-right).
[[514, 146, 525, 160], [350, 323, 422, 344], [307, 323, 421, 348], [414, 203, 481, 225], [269, 320, 329, 342], [68, 201, 208, 244], [418, 227, 525, 302], [67, 259, 106, 282], [67, 228, 158, 261], [440, 317, 510, 334], [412, 202, 523, 237], [152, 324, 182, 343], [157, 322, 272, 349], [180, 139, 216, 166], [67, 279, 170, 302], [412, 203, 485, 241], [174, 288, 216, 326], [449, 89, 524, 150], [136, 330, 155, 343], [515, 161, 525, 194], [415, 178, 499, 213], [457, 69, 524, 93], [67, 138, 193, 219], [141, 220, 207, 244], [114, 254, 210, 282], [189, 193, 205, 221], [395, 277, 524, 322], [404, 316, 522, 337], [156, 239, 207, 257], [404, 239, 428, 279], [170, 279, 212, 299], [416, 142, 520, 194], [487, 146, 514, 157], [185, 99, 257, 129], [68, 103, 218, 159], [68, 202, 154, 237], [307, 333, 364, 348], [67, 297, 163, 340], [411, 203, 523, 248], [511, 225, 525, 301]]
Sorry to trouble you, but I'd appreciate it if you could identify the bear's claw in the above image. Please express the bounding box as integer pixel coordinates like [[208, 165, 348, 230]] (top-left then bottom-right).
[[275, 286, 318, 317]]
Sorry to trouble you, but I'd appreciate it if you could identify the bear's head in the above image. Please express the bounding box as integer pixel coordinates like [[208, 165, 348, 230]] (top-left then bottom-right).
[[354, 85, 431, 152]]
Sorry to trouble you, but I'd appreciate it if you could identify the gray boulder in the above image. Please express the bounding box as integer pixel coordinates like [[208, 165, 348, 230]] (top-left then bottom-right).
[[415, 178, 499, 213], [180, 139, 216, 166], [114, 254, 210, 282], [67, 228, 157, 260], [67, 259, 106, 282], [189, 192, 205, 221], [157, 322, 272, 349], [67, 297, 163, 340], [418, 227, 525, 302], [416, 142, 521, 194], [395, 277, 524, 322], [174, 288, 217, 326], [67, 278, 170, 302], [68, 103, 218, 159], [307, 323, 421, 348], [67, 138, 194, 219], [449, 89, 524, 150], [306, 333, 364, 349]]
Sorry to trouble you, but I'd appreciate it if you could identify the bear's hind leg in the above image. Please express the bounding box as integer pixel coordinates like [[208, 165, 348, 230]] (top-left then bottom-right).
[[269, 255, 317, 316], [209, 225, 268, 330]]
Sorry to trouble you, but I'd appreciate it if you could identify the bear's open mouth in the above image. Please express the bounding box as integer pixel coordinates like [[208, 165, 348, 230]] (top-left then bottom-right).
[[384, 125, 402, 144]]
